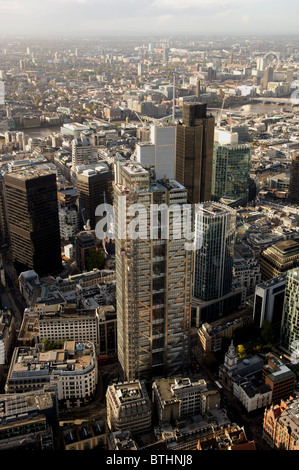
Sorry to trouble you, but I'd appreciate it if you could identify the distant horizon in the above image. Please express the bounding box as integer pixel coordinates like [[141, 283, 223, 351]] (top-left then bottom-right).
[[1, 32, 299, 41], [0, 0, 299, 38]]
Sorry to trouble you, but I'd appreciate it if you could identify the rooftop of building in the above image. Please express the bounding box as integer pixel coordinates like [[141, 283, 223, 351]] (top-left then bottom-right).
[[277, 398, 299, 440], [10, 341, 95, 377], [234, 241, 255, 259], [57, 188, 77, 196], [76, 162, 110, 175], [121, 161, 148, 176], [39, 308, 98, 320], [17, 312, 39, 342], [75, 230, 95, 241], [236, 355, 264, 379], [201, 314, 249, 338], [155, 178, 186, 192], [264, 361, 295, 383], [19, 270, 40, 282], [137, 141, 154, 147], [215, 142, 251, 150], [240, 378, 272, 398], [271, 239, 299, 254], [26, 279, 115, 313], [256, 273, 287, 289], [161, 410, 232, 447], [97, 305, 116, 321], [5, 168, 54, 181], [0, 388, 54, 425], [153, 376, 213, 404], [109, 380, 149, 406], [201, 201, 237, 216], [62, 419, 107, 446], [111, 430, 138, 450], [147, 178, 186, 193]]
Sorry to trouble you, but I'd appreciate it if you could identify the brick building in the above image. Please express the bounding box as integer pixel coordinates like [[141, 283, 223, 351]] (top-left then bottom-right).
[[262, 354, 296, 404], [263, 397, 299, 450]]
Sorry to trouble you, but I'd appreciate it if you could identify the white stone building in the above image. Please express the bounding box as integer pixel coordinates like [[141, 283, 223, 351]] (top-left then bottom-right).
[[6, 341, 98, 408]]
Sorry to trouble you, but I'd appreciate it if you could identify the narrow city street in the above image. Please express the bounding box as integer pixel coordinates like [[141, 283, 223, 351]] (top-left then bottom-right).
[[220, 385, 272, 450], [193, 351, 272, 450], [58, 362, 119, 423]]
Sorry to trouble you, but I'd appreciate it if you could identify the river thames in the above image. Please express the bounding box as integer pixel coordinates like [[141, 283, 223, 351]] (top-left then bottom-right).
[[11, 102, 299, 139]]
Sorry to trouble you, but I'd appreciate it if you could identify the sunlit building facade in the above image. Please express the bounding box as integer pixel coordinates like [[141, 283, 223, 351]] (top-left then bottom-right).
[[114, 161, 192, 381]]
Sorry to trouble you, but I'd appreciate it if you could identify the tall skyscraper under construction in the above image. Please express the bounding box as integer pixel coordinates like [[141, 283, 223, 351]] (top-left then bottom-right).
[[280, 268, 299, 355], [4, 170, 62, 276], [175, 102, 215, 204], [114, 161, 192, 381]]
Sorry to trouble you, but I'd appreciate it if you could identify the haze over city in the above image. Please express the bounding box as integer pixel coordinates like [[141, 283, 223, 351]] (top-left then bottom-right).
[[1, 0, 299, 36], [0, 0, 299, 457]]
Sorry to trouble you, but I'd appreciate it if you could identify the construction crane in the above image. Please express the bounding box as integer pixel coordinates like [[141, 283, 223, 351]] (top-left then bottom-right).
[[132, 110, 146, 127], [217, 94, 229, 127], [78, 197, 90, 230]]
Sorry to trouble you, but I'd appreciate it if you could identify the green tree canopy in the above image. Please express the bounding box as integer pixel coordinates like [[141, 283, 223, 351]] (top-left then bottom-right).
[[41, 338, 67, 351]]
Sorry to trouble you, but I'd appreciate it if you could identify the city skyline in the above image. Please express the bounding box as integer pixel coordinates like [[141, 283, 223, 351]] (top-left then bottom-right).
[[0, 0, 299, 37]]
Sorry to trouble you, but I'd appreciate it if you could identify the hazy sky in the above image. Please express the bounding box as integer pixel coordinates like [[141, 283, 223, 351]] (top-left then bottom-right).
[[1, 0, 299, 37]]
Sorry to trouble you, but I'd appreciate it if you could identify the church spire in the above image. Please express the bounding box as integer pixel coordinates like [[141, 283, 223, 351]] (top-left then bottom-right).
[[224, 340, 238, 375]]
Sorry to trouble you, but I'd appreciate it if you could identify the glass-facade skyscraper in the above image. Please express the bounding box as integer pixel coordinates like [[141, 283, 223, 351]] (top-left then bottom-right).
[[212, 144, 252, 204], [4, 170, 62, 276], [289, 153, 299, 204], [193, 202, 236, 301]]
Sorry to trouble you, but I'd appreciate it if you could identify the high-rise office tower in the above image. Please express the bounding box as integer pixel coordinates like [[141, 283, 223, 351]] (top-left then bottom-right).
[[4, 170, 62, 276], [0, 174, 9, 246], [136, 124, 176, 180], [162, 47, 169, 63], [263, 66, 274, 90], [257, 57, 265, 72], [114, 161, 192, 381], [253, 274, 286, 329], [195, 79, 201, 100], [212, 144, 252, 204], [193, 202, 236, 301], [137, 63, 143, 76], [208, 67, 217, 81], [77, 163, 113, 230], [289, 153, 299, 204], [175, 102, 215, 204], [71, 134, 95, 170], [280, 268, 299, 355]]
